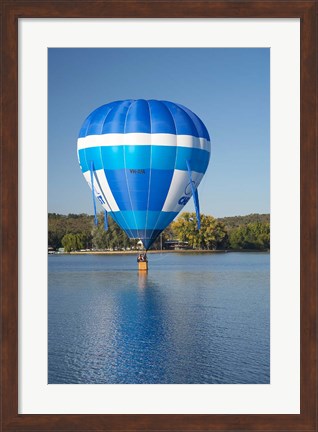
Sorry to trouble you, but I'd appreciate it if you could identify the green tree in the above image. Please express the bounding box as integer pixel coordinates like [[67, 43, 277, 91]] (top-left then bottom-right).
[[228, 222, 270, 250], [171, 212, 227, 250], [61, 233, 85, 252], [48, 213, 94, 249]]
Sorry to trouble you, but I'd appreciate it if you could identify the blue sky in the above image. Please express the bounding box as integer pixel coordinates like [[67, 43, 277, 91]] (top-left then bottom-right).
[[48, 48, 269, 217]]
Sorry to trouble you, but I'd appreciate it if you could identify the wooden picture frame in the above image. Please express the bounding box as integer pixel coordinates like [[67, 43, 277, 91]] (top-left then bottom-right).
[[1, 1, 317, 430]]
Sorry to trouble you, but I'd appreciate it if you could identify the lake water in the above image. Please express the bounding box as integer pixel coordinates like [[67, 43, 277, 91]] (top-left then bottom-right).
[[48, 252, 270, 384]]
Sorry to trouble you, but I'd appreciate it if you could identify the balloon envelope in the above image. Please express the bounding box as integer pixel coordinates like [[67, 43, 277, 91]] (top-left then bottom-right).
[[77, 99, 211, 249]]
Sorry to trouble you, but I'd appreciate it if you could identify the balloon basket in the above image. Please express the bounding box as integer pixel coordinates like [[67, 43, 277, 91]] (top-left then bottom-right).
[[138, 261, 148, 271]]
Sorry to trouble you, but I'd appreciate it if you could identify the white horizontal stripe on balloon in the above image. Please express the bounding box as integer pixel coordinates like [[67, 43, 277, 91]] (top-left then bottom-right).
[[162, 169, 204, 213], [77, 133, 211, 152], [83, 170, 119, 212]]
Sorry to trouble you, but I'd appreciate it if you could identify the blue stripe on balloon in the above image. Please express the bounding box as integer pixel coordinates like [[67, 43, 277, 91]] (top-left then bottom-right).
[[81, 146, 208, 173], [112, 211, 145, 231], [101, 146, 124, 170], [112, 210, 177, 230], [175, 147, 210, 173], [147, 169, 174, 211], [124, 145, 151, 168], [105, 169, 174, 211], [152, 210, 177, 229], [152, 146, 177, 169], [110, 210, 129, 230], [104, 169, 134, 211], [101, 145, 176, 170], [125, 169, 151, 210], [78, 149, 89, 172], [108, 211, 134, 238], [80, 147, 103, 171], [101, 145, 137, 171], [110, 211, 171, 249]]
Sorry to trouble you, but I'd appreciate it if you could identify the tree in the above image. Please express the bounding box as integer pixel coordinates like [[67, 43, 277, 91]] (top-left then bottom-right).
[[48, 213, 94, 249], [61, 233, 85, 252], [171, 212, 227, 250], [228, 222, 270, 250]]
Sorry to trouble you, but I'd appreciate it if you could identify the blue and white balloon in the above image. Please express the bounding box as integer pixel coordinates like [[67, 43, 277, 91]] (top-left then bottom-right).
[[77, 99, 211, 249]]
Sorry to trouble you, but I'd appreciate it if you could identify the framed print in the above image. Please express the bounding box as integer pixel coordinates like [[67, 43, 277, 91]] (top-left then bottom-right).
[[1, 1, 317, 431]]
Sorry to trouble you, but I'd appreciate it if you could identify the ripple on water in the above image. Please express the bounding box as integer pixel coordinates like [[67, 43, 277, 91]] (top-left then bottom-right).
[[48, 252, 270, 384]]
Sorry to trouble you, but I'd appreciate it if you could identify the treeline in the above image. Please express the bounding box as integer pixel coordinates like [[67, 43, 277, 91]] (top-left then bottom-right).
[[49, 212, 270, 252], [217, 213, 270, 230], [171, 213, 269, 250], [48, 213, 94, 250], [217, 213, 270, 250]]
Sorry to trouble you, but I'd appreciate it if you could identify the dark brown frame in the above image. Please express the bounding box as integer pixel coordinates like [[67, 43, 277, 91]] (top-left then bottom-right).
[[1, 1, 317, 431]]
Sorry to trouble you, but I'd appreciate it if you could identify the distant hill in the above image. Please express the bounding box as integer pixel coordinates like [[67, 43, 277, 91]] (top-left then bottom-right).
[[217, 214, 270, 230]]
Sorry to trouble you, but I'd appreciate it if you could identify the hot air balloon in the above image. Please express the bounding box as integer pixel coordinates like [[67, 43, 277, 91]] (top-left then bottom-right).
[[77, 99, 211, 250]]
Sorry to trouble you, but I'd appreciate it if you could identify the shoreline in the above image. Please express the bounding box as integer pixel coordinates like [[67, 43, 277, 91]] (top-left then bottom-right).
[[59, 249, 270, 256]]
